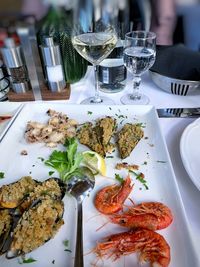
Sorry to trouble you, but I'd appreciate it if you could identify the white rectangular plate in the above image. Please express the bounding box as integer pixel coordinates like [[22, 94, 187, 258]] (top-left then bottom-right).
[[0, 102, 198, 267]]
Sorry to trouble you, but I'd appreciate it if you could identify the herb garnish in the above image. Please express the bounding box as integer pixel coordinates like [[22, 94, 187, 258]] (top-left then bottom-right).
[[38, 157, 44, 162], [115, 174, 124, 184], [0, 172, 5, 179], [87, 111, 93, 115], [156, 160, 167, 163], [49, 171, 55, 176], [129, 170, 149, 190], [63, 239, 72, 252], [18, 257, 37, 264], [45, 138, 83, 182], [136, 123, 146, 128], [106, 156, 114, 159], [63, 240, 69, 247]]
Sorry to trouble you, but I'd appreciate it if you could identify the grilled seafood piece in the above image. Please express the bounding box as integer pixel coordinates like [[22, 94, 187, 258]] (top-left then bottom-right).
[[117, 123, 144, 159], [0, 176, 37, 209], [95, 229, 170, 267], [6, 198, 64, 258], [94, 176, 133, 214], [94, 117, 117, 146], [110, 202, 173, 230], [77, 117, 116, 157], [25, 109, 78, 147], [77, 122, 105, 157]]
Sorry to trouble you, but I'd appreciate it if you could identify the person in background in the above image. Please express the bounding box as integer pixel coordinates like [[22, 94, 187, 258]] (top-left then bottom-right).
[[150, 0, 177, 45], [22, 0, 177, 46], [128, 0, 177, 45], [21, 0, 48, 20], [21, 0, 73, 20]]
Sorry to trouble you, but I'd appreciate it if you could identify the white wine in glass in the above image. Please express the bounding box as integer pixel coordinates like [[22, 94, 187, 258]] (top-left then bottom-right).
[[72, 0, 118, 104]]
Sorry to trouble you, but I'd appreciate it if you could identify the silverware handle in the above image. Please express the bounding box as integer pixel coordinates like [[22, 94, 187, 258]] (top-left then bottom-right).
[[74, 201, 84, 267]]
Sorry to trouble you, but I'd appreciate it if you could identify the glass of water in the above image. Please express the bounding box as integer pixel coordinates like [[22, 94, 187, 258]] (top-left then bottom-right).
[[121, 31, 156, 105]]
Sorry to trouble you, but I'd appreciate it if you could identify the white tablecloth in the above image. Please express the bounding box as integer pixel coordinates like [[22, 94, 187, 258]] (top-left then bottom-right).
[[68, 67, 200, 262], [1, 67, 200, 263]]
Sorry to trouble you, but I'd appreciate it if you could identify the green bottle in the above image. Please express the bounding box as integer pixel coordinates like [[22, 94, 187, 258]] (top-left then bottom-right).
[[37, 6, 88, 84]]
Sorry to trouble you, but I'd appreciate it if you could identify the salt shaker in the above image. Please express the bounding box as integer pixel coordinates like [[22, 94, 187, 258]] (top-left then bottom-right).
[[40, 37, 66, 92], [0, 38, 30, 93]]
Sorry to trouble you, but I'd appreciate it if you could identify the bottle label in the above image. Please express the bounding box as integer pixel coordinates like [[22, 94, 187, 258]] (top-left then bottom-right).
[[98, 58, 127, 84]]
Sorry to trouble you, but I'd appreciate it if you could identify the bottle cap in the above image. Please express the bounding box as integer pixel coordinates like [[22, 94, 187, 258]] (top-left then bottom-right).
[[40, 37, 62, 66], [0, 38, 24, 68]]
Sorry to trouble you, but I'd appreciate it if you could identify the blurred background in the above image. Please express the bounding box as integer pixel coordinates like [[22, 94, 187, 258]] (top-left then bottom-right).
[[0, 0, 200, 102], [0, 0, 200, 50]]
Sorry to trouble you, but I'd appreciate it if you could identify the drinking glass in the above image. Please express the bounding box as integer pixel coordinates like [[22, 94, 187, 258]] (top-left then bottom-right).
[[121, 31, 156, 105], [72, 0, 118, 104]]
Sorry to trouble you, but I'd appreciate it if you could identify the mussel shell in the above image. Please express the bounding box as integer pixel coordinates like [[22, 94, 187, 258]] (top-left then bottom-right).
[[0, 210, 21, 256], [0, 225, 11, 255], [6, 249, 21, 259], [6, 198, 64, 258]]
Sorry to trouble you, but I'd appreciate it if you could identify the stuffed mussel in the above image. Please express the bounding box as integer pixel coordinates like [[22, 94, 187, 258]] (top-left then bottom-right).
[[0, 176, 37, 209], [0, 176, 66, 258], [6, 198, 64, 258], [20, 177, 66, 211]]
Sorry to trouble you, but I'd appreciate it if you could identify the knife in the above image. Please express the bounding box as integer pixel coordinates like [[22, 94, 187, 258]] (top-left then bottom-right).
[[157, 108, 200, 118]]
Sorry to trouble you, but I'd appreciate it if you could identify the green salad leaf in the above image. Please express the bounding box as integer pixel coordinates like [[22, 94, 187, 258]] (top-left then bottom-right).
[[45, 138, 83, 182], [18, 257, 37, 264], [0, 172, 5, 179]]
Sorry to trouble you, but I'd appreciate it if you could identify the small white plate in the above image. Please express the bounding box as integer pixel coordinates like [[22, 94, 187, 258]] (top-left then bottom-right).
[[0, 102, 24, 141], [180, 118, 200, 191]]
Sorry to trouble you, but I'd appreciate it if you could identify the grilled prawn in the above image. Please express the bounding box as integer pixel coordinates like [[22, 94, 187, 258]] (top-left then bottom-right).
[[94, 176, 133, 214], [95, 229, 170, 267], [110, 201, 173, 230]]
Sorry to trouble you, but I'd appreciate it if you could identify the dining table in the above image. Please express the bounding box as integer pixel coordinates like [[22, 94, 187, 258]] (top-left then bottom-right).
[[0, 66, 200, 265]]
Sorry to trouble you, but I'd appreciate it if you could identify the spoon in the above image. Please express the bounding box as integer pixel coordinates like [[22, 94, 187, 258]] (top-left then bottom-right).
[[67, 167, 95, 267]]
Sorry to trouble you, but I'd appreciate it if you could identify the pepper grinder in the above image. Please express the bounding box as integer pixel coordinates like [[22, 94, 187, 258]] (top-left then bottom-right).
[[0, 38, 30, 93], [40, 37, 66, 92]]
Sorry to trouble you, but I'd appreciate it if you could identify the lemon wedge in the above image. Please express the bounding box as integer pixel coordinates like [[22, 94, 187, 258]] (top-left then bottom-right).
[[82, 151, 106, 176]]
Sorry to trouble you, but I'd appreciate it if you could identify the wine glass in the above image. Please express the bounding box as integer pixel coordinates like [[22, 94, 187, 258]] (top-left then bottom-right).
[[72, 0, 118, 104], [121, 31, 156, 105]]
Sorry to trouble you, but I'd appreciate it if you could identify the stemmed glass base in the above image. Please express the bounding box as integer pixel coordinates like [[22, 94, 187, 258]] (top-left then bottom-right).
[[121, 75, 149, 105], [121, 93, 149, 105], [80, 65, 115, 105], [81, 96, 115, 105]]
